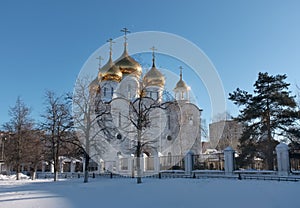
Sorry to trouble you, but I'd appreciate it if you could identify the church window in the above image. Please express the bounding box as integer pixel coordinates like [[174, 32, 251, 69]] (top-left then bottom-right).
[[111, 87, 114, 97], [167, 115, 171, 129], [167, 135, 172, 141], [116, 133, 122, 140], [128, 85, 131, 98], [167, 152, 172, 165], [103, 87, 107, 96], [118, 112, 122, 127], [188, 114, 193, 125]]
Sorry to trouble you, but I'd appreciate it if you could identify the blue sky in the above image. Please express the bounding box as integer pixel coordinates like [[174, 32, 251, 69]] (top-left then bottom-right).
[[0, 0, 300, 127]]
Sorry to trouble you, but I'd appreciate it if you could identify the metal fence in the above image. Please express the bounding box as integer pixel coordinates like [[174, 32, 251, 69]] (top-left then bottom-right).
[[234, 155, 277, 171], [160, 155, 184, 171], [290, 149, 300, 171], [192, 153, 224, 170]]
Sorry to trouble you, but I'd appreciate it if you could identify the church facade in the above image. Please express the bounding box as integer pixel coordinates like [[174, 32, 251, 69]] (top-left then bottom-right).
[[89, 32, 202, 172]]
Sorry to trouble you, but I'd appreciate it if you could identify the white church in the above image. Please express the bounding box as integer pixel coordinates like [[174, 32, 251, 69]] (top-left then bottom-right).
[[88, 30, 202, 173]]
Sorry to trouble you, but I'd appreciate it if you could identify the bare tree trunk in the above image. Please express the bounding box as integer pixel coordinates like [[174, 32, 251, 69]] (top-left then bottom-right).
[[31, 165, 37, 180], [16, 134, 21, 180], [54, 164, 58, 181], [84, 151, 90, 183], [136, 130, 142, 184], [54, 156, 59, 181], [16, 164, 20, 180], [266, 106, 274, 170]]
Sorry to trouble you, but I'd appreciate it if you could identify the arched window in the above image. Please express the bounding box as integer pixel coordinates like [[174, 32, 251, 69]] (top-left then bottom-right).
[[103, 87, 107, 96], [167, 152, 172, 165], [118, 112, 122, 127], [111, 87, 114, 97], [127, 85, 131, 98], [188, 114, 193, 125]]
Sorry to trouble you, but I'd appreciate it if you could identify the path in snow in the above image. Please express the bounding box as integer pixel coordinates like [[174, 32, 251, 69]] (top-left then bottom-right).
[[0, 177, 299, 208]]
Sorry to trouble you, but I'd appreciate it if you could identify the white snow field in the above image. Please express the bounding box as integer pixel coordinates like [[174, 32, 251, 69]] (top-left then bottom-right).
[[0, 176, 299, 208]]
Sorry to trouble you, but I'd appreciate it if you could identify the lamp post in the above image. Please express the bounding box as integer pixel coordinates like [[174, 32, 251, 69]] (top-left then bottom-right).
[[0, 133, 7, 173]]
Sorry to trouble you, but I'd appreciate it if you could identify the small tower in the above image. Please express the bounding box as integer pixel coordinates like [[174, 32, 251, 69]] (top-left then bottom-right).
[[114, 28, 142, 100], [115, 27, 142, 78], [99, 38, 122, 102], [173, 66, 190, 102], [143, 46, 165, 102]]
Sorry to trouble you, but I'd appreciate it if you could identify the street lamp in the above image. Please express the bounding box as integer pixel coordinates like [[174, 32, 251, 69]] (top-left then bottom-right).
[[0, 133, 6, 161], [0, 133, 7, 173]]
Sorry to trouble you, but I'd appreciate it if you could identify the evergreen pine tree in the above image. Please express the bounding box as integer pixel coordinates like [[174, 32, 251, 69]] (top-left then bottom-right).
[[229, 72, 300, 170]]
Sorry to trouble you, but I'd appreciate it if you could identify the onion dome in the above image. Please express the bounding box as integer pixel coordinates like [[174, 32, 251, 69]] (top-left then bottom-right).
[[143, 55, 165, 88], [116, 53, 142, 77], [99, 38, 122, 82], [102, 63, 122, 82], [89, 77, 100, 93], [115, 30, 142, 77], [98, 56, 114, 81], [174, 67, 189, 91]]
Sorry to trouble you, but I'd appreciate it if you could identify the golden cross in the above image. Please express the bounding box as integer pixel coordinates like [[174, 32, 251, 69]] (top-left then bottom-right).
[[179, 66, 183, 79], [150, 46, 157, 67], [150, 46, 157, 57], [107, 38, 115, 56], [150, 46, 157, 53], [96, 56, 104, 68], [121, 27, 130, 42]]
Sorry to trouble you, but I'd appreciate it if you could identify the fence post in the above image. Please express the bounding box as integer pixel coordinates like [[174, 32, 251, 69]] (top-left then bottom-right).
[[185, 151, 193, 175], [50, 161, 54, 173], [41, 161, 46, 173], [276, 143, 290, 176], [116, 156, 120, 174], [224, 146, 235, 175], [154, 155, 160, 174], [70, 160, 76, 173]]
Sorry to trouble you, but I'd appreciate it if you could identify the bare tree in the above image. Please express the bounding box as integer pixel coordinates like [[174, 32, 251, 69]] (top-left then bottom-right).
[[109, 85, 169, 184], [40, 91, 73, 181], [72, 76, 108, 183], [23, 129, 44, 180], [3, 97, 34, 180]]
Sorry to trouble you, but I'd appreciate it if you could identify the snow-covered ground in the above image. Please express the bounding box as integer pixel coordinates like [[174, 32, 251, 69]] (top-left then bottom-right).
[[0, 175, 299, 208]]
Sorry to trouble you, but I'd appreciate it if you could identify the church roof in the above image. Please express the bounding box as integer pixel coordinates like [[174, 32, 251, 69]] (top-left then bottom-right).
[[143, 53, 165, 88], [174, 68, 189, 91]]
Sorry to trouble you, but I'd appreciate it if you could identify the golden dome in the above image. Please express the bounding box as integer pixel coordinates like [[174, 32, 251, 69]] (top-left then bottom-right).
[[89, 78, 100, 93], [98, 56, 114, 81], [174, 68, 189, 91], [102, 64, 122, 82], [175, 79, 188, 89], [115, 47, 142, 77], [98, 40, 122, 82], [143, 63, 165, 88]]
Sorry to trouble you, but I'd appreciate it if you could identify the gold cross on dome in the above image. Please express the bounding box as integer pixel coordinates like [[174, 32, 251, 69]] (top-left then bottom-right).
[[96, 56, 104, 68], [121, 27, 130, 42], [150, 46, 157, 52], [107, 38, 115, 56], [150, 46, 157, 67], [179, 66, 183, 79], [150, 46, 157, 56]]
